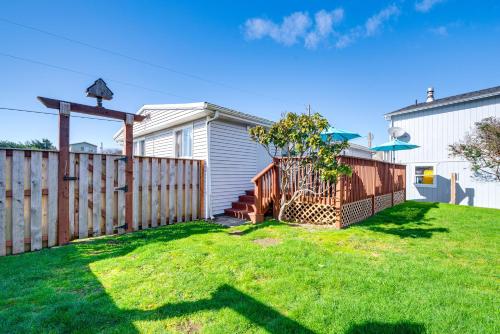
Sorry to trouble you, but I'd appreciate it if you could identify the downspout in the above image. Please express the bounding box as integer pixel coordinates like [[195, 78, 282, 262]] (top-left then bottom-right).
[[205, 110, 220, 219]]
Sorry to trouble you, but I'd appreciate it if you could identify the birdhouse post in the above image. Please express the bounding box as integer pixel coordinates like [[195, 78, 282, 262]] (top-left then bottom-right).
[[38, 79, 145, 244]]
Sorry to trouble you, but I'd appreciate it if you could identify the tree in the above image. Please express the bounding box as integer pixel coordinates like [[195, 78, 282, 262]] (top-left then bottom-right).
[[449, 117, 500, 181], [249, 112, 352, 221], [0, 138, 56, 150]]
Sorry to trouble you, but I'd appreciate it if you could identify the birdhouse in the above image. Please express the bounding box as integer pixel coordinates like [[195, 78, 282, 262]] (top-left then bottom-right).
[[86, 78, 113, 107]]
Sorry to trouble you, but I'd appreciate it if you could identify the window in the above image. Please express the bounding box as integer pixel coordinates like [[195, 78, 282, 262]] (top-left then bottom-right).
[[415, 165, 436, 187], [134, 139, 145, 156], [175, 127, 193, 158]]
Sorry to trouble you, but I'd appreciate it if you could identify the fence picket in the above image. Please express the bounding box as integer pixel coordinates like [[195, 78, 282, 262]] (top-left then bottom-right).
[[160, 159, 167, 226], [47, 153, 58, 247], [11, 151, 24, 254], [151, 159, 159, 227], [30, 151, 43, 251], [78, 154, 89, 239], [92, 155, 102, 236], [192, 161, 198, 220], [0, 150, 6, 256], [132, 158, 139, 231], [141, 158, 150, 229], [185, 161, 192, 221], [105, 156, 114, 235], [168, 160, 175, 224], [69, 153, 75, 238], [177, 160, 184, 222], [117, 158, 125, 229]]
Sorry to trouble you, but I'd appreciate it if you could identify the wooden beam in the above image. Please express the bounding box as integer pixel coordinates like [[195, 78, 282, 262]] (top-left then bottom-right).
[[58, 102, 71, 245], [38, 97, 146, 122]]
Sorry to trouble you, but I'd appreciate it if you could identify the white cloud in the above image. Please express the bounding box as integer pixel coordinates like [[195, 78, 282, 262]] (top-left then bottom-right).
[[335, 4, 400, 48], [429, 26, 448, 36], [305, 9, 344, 49], [244, 12, 311, 46], [244, 8, 343, 48], [365, 4, 400, 36], [415, 0, 445, 13]]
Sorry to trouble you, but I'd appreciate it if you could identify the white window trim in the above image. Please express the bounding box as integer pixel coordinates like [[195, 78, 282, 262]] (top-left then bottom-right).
[[134, 137, 146, 156], [173, 124, 194, 158], [414, 163, 437, 188]]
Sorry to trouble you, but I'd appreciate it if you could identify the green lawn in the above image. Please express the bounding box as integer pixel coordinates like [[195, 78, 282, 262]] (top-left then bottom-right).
[[0, 201, 498, 334]]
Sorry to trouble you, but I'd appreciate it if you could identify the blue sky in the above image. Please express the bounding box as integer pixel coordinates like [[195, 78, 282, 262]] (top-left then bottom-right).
[[1, 0, 499, 149]]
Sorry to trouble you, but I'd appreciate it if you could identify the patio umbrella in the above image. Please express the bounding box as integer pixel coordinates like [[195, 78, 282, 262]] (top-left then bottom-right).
[[372, 139, 419, 200], [321, 127, 361, 142], [371, 139, 419, 153]]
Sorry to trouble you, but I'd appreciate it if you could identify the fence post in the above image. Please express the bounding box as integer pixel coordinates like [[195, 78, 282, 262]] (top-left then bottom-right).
[[124, 115, 134, 232], [371, 160, 376, 216], [336, 175, 344, 229], [450, 172, 457, 204], [57, 102, 71, 245]]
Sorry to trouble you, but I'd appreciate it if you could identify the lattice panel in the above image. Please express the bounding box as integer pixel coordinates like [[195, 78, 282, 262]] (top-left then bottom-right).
[[374, 194, 392, 213], [283, 201, 338, 225], [341, 198, 373, 227], [393, 190, 405, 205]]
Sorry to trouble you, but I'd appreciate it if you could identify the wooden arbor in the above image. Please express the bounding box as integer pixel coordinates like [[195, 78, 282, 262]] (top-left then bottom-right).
[[38, 97, 145, 245]]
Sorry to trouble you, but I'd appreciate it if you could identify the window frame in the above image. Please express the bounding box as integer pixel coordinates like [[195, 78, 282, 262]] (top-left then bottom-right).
[[134, 137, 145, 156], [173, 124, 193, 158], [414, 163, 437, 188]]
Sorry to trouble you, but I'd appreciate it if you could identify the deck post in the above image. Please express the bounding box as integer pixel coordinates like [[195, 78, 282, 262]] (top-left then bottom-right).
[[336, 175, 344, 229], [57, 102, 71, 245], [272, 160, 280, 219], [124, 115, 134, 232]]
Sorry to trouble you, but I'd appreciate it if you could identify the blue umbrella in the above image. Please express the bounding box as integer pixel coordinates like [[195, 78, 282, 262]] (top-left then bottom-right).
[[372, 139, 419, 198], [371, 139, 419, 152], [321, 127, 361, 142]]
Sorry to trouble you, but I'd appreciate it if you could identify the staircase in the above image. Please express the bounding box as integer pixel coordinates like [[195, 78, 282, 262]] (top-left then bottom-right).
[[223, 190, 255, 220]]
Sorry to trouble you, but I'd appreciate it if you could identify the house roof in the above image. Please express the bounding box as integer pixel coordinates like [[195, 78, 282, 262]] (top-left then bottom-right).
[[113, 102, 273, 140], [70, 141, 97, 147], [348, 143, 373, 153], [385, 85, 500, 119]]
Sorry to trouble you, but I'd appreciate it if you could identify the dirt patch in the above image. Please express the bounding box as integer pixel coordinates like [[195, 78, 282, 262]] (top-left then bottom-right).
[[228, 230, 244, 236], [175, 319, 201, 333], [253, 238, 281, 247]]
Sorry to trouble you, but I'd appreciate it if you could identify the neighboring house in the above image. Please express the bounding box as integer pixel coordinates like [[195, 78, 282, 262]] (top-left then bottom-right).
[[70, 142, 97, 153], [385, 86, 500, 209], [114, 102, 273, 218], [343, 143, 373, 159]]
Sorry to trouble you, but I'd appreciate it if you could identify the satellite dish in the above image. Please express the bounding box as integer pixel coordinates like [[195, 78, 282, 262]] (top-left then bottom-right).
[[388, 127, 406, 139]]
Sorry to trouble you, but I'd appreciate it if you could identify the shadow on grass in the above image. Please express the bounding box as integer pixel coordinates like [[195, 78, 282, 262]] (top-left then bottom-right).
[[0, 222, 313, 333], [345, 321, 425, 334], [235, 219, 286, 236], [356, 201, 449, 239]]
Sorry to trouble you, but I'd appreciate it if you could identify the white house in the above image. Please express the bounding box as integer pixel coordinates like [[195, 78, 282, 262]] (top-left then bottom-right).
[[69, 141, 97, 153], [385, 86, 500, 209], [114, 102, 273, 218]]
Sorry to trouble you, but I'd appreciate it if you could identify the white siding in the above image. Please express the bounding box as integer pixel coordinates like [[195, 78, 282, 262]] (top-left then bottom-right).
[[140, 119, 206, 159], [392, 96, 500, 209], [209, 120, 272, 215]]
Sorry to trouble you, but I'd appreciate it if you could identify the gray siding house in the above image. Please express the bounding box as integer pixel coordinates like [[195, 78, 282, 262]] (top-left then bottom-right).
[[385, 86, 500, 209], [114, 102, 273, 218]]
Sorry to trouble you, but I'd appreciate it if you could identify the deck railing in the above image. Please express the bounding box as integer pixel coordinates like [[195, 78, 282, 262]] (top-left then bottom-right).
[[250, 156, 406, 227]]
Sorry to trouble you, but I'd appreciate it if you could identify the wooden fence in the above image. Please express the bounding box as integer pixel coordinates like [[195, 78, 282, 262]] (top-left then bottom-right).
[[0, 149, 204, 256], [251, 156, 406, 227]]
